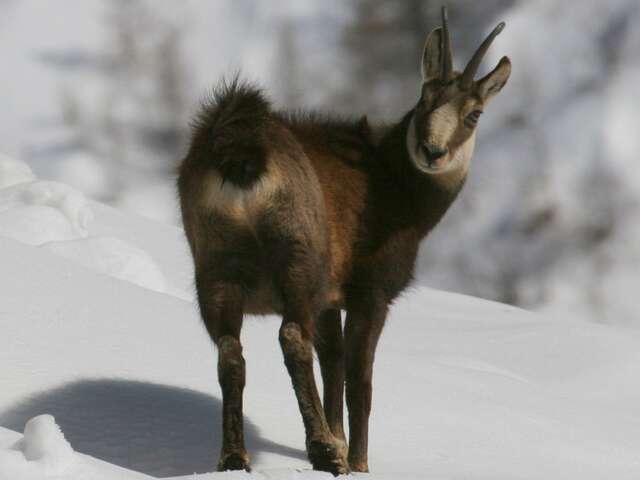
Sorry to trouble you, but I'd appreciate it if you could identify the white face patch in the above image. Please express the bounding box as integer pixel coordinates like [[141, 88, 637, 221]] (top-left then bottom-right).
[[406, 112, 476, 180], [425, 103, 459, 146]]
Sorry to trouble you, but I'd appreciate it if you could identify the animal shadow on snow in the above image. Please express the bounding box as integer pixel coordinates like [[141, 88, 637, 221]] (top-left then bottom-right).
[[0, 379, 306, 477]]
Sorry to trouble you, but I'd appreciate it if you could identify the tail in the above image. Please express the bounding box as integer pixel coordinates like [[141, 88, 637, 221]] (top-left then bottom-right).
[[191, 77, 271, 188]]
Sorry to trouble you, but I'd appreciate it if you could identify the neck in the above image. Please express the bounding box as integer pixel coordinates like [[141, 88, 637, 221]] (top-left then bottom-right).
[[373, 110, 469, 235]]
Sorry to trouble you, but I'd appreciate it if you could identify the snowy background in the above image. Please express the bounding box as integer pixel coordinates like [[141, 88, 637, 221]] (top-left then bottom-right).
[[2, 0, 639, 324], [2, 1, 640, 478]]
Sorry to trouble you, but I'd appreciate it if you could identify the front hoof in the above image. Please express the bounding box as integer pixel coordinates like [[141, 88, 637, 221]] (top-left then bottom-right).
[[349, 461, 369, 473], [307, 438, 350, 476], [217, 450, 250, 472]]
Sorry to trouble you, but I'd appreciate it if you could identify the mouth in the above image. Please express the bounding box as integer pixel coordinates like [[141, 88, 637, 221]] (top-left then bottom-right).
[[418, 144, 448, 171], [417, 160, 446, 173]]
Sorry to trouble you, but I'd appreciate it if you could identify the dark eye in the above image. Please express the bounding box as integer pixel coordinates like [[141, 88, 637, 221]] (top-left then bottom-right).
[[464, 110, 482, 128]]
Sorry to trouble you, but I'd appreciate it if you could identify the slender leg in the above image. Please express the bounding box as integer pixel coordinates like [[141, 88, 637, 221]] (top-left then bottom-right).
[[217, 334, 248, 471], [314, 309, 346, 442], [273, 247, 348, 475], [279, 312, 349, 475], [344, 293, 387, 473], [195, 268, 250, 472], [259, 207, 347, 475]]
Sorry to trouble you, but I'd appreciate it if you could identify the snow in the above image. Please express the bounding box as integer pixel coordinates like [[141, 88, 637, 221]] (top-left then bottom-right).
[[116, 180, 182, 226], [16, 415, 75, 472], [42, 237, 168, 294], [0, 415, 153, 480], [1, 157, 640, 479], [1, 0, 640, 476], [0, 427, 151, 480], [53, 151, 111, 200], [0, 156, 184, 297], [4, 0, 639, 326], [0, 154, 36, 189], [0, 205, 84, 246], [0, 178, 93, 244]]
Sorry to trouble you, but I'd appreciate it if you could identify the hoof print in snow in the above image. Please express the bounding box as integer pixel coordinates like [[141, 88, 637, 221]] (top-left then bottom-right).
[[217, 450, 250, 472], [307, 438, 350, 476]]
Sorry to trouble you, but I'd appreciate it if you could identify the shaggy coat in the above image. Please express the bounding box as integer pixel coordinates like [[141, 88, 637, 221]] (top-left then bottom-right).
[[178, 9, 511, 475]]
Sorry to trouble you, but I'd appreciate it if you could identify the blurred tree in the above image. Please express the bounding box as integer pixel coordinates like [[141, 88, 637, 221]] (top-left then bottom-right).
[[274, 18, 304, 108], [102, 0, 191, 192], [337, 0, 432, 118], [58, 0, 192, 200]]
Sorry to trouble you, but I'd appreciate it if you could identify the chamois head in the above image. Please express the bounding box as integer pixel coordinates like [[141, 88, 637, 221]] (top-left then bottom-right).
[[408, 7, 511, 175]]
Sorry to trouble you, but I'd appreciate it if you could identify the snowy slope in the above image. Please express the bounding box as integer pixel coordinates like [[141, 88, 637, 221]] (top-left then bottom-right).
[[2, 158, 640, 479]]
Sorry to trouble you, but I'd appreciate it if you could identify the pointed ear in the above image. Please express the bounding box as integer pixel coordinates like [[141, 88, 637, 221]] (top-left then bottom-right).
[[421, 27, 444, 81], [477, 56, 511, 102]]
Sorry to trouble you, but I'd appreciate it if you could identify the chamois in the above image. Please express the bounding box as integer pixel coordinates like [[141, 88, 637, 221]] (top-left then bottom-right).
[[178, 7, 511, 475]]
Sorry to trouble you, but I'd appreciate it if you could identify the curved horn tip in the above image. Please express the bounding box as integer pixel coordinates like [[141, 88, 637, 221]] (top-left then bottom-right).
[[460, 20, 507, 88]]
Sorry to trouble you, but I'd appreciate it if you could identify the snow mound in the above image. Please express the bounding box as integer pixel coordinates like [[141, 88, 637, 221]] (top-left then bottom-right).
[[0, 180, 93, 245], [0, 154, 36, 189], [0, 418, 150, 480], [43, 236, 168, 293], [15, 415, 75, 474], [0, 206, 85, 246], [0, 156, 172, 295]]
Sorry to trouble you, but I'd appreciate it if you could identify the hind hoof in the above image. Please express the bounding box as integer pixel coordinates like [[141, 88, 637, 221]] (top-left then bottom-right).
[[307, 437, 350, 476], [217, 450, 250, 472]]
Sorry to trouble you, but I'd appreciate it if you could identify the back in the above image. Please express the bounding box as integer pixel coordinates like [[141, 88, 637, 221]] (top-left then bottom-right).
[[178, 81, 336, 314]]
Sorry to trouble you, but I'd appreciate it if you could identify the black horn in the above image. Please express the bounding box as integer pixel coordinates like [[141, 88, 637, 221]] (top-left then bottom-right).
[[441, 6, 453, 82], [460, 21, 505, 89]]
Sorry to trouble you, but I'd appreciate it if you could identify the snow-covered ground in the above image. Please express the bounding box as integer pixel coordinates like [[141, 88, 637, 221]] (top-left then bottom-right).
[[2, 156, 640, 479]]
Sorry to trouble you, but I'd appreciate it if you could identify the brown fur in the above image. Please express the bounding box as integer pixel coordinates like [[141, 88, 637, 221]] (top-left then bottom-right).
[[178, 21, 511, 475]]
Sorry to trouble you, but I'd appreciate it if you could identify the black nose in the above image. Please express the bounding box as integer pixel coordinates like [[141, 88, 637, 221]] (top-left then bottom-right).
[[421, 143, 448, 163]]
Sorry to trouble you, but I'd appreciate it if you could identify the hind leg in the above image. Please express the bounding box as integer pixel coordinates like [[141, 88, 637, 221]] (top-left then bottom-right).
[[280, 316, 349, 475], [275, 252, 348, 475], [314, 309, 346, 442], [195, 260, 250, 472]]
